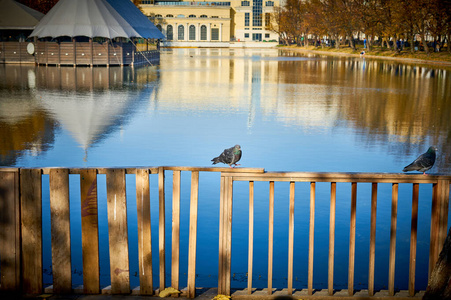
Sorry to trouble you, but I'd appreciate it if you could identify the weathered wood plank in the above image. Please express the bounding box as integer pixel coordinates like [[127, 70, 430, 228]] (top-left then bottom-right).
[[106, 169, 130, 294], [308, 182, 316, 295], [0, 170, 20, 291], [328, 182, 336, 296], [187, 171, 199, 298], [288, 182, 295, 295], [49, 169, 72, 294], [368, 182, 378, 296], [409, 183, 419, 296], [20, 168, 43, 294], [136, 169, 153, 295], [437, 180, 449, 256], [79, 169, 100, 294], [389, 183, 399, 296], [247, 181, 254, 295], [158, 167, 166, 290], [267, 181, 274, 295], [225, 172, 450, 183], [172, 170, 181, 294], [348, 182, 357, 296], [218, 176, 225, 294], [164, 166, 264, 173], [225, 176, 233, 295]]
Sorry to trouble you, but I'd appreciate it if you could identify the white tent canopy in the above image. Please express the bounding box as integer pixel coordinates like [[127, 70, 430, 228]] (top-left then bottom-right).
[[29, 0, 164, 39]]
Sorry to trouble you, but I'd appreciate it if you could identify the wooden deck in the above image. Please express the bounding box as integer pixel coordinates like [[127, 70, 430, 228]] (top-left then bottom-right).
[[0, 41, 159, 66], [0, 167, 449, 299]]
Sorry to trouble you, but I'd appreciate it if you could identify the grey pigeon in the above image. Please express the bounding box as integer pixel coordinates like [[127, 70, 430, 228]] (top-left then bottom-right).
[[403, 146, 437, 175], [211, 145, 242, 168]]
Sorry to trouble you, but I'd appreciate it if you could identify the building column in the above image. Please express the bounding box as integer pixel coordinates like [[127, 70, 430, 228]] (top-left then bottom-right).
[[208, 23, 211, 41], [220, 23, 223, 42], [186, 23, 189, 41], [175, 23, 178, 40], [197, 23, 200, 41]]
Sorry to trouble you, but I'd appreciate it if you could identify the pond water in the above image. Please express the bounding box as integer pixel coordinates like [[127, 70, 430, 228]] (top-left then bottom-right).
[[0, 48, 450, 292]]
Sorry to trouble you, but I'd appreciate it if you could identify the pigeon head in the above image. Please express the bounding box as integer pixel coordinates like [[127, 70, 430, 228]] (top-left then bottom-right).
[[427, 146, 438, 154], [234, 145, 241, 154]]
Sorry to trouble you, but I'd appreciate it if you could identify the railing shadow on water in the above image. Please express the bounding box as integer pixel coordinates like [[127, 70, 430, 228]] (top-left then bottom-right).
[[0, 167, 449, 299]]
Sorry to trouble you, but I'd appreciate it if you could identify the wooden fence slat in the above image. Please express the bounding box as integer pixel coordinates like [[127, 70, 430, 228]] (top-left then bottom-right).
[[187, 171, 199, 298], [328, 182, 336, 296], [288, 182, 295, 295], [308, 182, 316, 295], [218, 176, 226, 294], [136, 169, 153, 295], [0, 170, 20, 291], [158, 167, 166, 291], [106, 169, 130, 294], [437, 180, 449, 255], [389, 183, 398, 296], [268, 181, 274, 295], [49, 169, 72, 294], [20, 168, 43, 294], [79, 169, 100, 294], [368, 182, 378, 296], [172, 170, 181, 294], [429, 182, 439, 278], [225, 176, 233, 295], [409, 183, 419, 296], [247, 181, 254, 295], [348, 182, 357, 296]]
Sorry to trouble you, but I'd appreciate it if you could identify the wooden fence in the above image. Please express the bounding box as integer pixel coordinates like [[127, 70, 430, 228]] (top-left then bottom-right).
[[0, 167, 449, 298]]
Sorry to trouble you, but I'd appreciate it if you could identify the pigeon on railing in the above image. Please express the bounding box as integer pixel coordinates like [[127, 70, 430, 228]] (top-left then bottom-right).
[[403, 146, 437, 175], [211, 145, 242, 168]]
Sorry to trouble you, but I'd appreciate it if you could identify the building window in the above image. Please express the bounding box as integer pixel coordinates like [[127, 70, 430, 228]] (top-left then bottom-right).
[[265, 33, 270, 38], [189, 25, 196, 40], [166, 14, 173, 18], [211, 28, 219, 41], [245, 13, 249, 26], [201, 25, 207, 40], [253, 0, 262, 26], [211, 16, 219, 18], [189, 15, 196, 18], [241, 0, 250, 6], [200, 15, 208, 18], [266, 1, 274, 6], [178, 25, 185, 40], [167, 25, 173, 40], [177, 14, 185, 18], [265, 13, 270, 29], [156, 24, 162, 32], [253, 33, 262, 41], [245, 33, 249, 38], [155, 14, 162, 18]]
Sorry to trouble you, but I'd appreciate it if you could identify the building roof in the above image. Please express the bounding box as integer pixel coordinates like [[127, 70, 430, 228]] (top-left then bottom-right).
[[29, 0, 164, 39], [0, 0, 45, 30]]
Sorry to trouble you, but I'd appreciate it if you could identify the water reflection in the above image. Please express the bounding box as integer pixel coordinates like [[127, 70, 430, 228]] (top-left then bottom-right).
[[0, 65, 157, 164]]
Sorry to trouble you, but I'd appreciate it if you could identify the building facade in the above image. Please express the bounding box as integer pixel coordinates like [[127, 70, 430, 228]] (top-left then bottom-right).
[[140, 0, 279, 47]]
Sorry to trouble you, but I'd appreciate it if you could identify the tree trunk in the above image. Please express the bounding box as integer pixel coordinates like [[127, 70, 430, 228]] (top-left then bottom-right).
[[410, 32, 415, 53], [422, 32, 430, 54], [423, 228, 451, 300]]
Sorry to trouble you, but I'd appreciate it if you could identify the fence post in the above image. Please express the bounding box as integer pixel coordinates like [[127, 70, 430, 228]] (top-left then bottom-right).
[[218, 175, 233, 296], [158, 167, 166, 291], [0, 169, 20, 292]]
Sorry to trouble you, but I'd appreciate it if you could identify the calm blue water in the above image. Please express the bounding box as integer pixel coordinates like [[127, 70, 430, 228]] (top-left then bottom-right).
[[1, 48, 450, 292]]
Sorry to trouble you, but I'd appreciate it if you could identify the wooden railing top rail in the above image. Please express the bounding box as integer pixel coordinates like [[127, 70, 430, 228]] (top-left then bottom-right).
[[222, 171, 451, 183], [0, 166, 266, 174]]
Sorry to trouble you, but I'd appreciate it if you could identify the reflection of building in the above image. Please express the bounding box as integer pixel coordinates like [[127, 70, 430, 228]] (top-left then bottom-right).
[[140, 0, 279, 47]]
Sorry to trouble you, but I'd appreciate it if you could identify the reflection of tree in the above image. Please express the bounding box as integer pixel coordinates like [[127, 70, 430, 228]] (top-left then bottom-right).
[[275, 56, 451, 172], [0, 111, 57, 166]]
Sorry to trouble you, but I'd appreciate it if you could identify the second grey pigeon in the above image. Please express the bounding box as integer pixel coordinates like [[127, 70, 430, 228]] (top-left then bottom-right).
[[211, 144, 242, 168], [403, 146, 437, 175]]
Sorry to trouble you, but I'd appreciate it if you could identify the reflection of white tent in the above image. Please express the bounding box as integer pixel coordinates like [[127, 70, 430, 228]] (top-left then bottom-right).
[[38, 90, 133, 151], [29, 0, 164, 39]]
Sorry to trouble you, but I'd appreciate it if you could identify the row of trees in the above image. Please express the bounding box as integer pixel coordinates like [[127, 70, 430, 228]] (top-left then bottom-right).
[[272, 0, 451, 53]]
